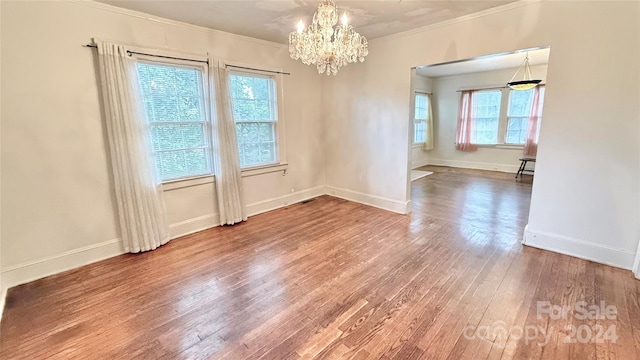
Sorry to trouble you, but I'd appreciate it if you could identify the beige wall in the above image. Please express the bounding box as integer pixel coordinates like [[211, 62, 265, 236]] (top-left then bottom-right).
[[0, 1, 325, 287], [323, 1, 639, 268]]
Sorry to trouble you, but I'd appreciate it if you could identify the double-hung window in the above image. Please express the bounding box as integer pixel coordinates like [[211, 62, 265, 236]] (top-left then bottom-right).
[[506, 87, 545, 144], [471, 90, 501, 145], [229, 72, 279, 168], [136, 61, 211, 181], [414, 93, 428, 144], [463, 87, 545, 146]]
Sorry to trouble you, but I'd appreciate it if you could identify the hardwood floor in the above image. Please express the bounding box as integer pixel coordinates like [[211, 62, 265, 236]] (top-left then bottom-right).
[[1, 166, 638, 359]]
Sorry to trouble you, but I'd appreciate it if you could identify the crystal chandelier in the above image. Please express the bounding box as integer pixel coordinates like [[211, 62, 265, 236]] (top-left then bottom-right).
[[288, 0, 369, 76]]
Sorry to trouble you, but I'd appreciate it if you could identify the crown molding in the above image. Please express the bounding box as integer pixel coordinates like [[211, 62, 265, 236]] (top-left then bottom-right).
[[75, 0, 286, 49], [370, 0, 543, 45]]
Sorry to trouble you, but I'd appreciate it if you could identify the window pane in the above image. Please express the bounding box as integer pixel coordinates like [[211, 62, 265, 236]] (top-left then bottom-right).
[[236, 122, 277, 168], [156, 149, 209, 181], [414, 120, 426, 143], [505, 117, 529, 144], [150, 123, 206, 151], [137, 63, 203, 122], [415, 93, 427, 120], [508, 88, 534, 117], [137, 61, 210, 181], [470, 91, 500, 144], [230, 74, 276, 122]]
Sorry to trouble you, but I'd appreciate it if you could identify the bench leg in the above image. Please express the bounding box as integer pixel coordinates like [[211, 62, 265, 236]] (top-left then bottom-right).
[[516, 160, 526, 178]]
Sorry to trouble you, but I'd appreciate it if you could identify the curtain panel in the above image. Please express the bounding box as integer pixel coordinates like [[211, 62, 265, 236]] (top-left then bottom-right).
[[455, 90, 477, 152], [209, 60, 247, 225], [96, 41, 170, 253], [524, 85, 545, 156], [422, 93, 435, 151]]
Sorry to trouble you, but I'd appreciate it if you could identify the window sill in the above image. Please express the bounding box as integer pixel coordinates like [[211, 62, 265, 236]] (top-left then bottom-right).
[[162, 175, 214, 191], [412, 143, 423, 149], [496, 144, 525, 150], [469, 144, 524, 150], [241, 163, 288, 177], [160, 163, 289, 191]]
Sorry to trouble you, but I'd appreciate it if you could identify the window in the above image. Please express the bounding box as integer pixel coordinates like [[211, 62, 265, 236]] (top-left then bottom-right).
[[414, 93, 428, 144], [506, 87, 545, 144], [461, 87, 545, 146], [471, 90, 501, 144], [136, 61, 211, 181], [229, 72, 279, 168]]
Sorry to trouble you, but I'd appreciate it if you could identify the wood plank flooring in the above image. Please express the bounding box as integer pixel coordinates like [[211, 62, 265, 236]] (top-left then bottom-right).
[[1, 166, 638, 359]]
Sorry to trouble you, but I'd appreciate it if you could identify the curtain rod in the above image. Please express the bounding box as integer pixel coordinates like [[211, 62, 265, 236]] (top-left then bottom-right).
[[225, 64, 290, 76], [456, 83, 546, 92], [84, 44, 209, 64], [456, 85, 507, 92]]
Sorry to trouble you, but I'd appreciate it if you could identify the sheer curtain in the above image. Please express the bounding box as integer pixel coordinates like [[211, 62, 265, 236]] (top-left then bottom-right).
[[209, 59, 247, 225], [524, 85, 545, 156], [96, 41, 170, 253], [456, 90, 477, 152], [422, 94, 434, 151]]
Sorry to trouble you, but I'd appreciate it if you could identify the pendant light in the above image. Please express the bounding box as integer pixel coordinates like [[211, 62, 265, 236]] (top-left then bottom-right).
[[507, 53, 541, 90]]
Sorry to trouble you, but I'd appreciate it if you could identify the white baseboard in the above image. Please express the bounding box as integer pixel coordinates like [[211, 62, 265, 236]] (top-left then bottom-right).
[[633, 240, 640, 279], [169, 213, 219, 239], [246, 186, 326, 217], [428, 158, 520, 173], [0, 285, 6, 322], [412, 158, 430, 169], [1, 238, 125, 293], [325, 186, 411, 215], [522, 225, 636, 270]]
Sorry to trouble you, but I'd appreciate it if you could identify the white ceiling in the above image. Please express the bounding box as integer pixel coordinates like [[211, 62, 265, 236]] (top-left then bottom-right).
[[96, 0, 515, 44], [416, 47, 551, 78]]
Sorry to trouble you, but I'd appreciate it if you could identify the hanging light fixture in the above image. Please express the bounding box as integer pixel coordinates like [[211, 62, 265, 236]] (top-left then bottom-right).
[[507, 53, 542, 90], [288, 0, 369, 76]]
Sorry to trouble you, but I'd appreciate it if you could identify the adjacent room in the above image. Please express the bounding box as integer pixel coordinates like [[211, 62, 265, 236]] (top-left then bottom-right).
[[1, 1, 639, 359]]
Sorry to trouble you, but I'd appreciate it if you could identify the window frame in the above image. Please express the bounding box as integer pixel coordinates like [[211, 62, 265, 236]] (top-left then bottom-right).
[[134, 55, 214, 183], [227, 65, 287, 170], [413, 92, 428, 145], [470, 90, 502, 146]]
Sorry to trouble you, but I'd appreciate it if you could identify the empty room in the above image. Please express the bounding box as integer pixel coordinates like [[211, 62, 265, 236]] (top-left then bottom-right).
[[1, 0, 639, 359]]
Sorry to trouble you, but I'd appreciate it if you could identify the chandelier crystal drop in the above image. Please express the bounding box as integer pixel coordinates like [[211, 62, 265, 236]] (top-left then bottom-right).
[[288, 0, 369, 76]]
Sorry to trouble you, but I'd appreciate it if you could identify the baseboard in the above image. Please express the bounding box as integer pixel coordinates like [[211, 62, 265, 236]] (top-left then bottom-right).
[[246, 185, 326, 217], [633, 240, 640, 279], [412, 158, 430, 169], [1, 238, 125, 292], [522, 225, 636, 270], [169, 213, 219, 239], [325, 186, 411, 215], [428, 158, 520, 173], [0, 285, 7, 322]]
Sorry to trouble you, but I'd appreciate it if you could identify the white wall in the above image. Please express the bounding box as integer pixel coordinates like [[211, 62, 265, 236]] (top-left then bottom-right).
[[410, 73, 432, 169], [425, 64, 548, 173], [323, 1, 639, 270], [0, 1, 325, 292]]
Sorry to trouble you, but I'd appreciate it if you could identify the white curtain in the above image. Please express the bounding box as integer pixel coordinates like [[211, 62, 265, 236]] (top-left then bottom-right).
[[422, 93, 434, 150], [96, 41, 170, 253], [209, 59, 247, 225]]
